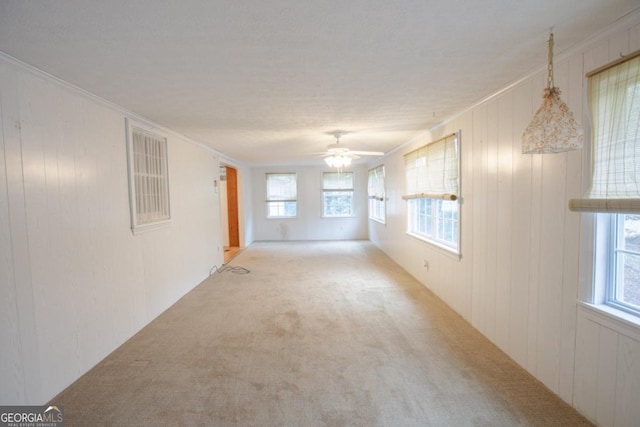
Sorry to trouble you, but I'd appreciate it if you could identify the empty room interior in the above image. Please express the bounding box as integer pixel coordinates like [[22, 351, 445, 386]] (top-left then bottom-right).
[[1, 1, 640, 425]]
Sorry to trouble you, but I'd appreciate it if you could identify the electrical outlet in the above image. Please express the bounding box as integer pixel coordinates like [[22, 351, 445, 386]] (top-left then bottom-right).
[[424, 260, 429, 270]]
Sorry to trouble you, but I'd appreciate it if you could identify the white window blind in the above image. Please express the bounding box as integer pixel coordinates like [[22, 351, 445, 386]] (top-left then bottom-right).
[[323, 172, 353, 190], [368, 165, 385, 201], [127, 123, 171, 230], [266, 173, 297, 201], [569, 51, 640, 213], [403, 132, 459, 201]]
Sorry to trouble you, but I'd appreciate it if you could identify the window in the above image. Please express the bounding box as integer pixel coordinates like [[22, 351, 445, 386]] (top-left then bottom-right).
[[368, 165, 385, 223], [126, 119, 171, 232], [408, 198, 458, 247], [266, 173, 297, 218], [611, 214, 640, 313], [569, 52, 640, 317], [322, 172, 353, 217], [403, 132, 460, 254]]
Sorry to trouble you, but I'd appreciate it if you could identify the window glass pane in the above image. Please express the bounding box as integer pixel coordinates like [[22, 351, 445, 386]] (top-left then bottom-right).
[[267, 202, 280, 217], [324, 191, 353, 216], [284, 201, 297, 217], [267, 201, 297, 217], [624, 214, 640, 253], [408, 198, 458, 251], [424, 200, 431, 235], [439, 199, 458, 244], [617, 252, 640, 308], [617, 214, 640, 309]]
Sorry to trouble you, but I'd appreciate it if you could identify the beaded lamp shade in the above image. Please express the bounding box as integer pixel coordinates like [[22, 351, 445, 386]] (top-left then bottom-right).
[[522, 33, 584, 154]]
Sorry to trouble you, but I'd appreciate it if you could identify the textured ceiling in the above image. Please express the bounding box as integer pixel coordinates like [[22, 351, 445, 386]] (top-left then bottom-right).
[[1, 0, 639, 165]]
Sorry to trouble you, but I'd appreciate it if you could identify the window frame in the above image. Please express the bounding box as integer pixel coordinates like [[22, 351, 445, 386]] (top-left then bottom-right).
[[368, 165, 386, 224], [407, 198, 460, 254], [579, 51, 640, 324], [590, 214, 640, 325], [265, 172, 298, 219], [404, 132, 461, 257], [125, 118, 171, 234], [604, 214, 640, 317], [322, 171, 354, 218]]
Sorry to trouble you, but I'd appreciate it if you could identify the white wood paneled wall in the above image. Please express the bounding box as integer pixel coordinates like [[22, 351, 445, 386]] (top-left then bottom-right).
[[0, 57, 223, 404], [574, 306, 640, 426], [369, 14, 640, 426], [251, 165, 368, 241]]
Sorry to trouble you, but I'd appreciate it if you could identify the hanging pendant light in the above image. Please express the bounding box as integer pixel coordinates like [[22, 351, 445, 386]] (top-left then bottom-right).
[[522, 32, 584, 154]]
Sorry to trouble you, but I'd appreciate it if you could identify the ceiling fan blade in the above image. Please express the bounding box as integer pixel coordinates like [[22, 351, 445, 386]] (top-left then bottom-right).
[[327, 144, 350, 154], [321, 152, 358, 159], [348, 150, 384, 156]]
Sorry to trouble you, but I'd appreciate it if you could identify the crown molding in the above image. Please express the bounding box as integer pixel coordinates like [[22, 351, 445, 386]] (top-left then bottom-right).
[[430, 5, 640, 134], [0, 50, 248, 166]]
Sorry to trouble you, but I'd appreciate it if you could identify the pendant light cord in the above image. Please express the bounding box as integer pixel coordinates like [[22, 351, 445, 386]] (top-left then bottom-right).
[[547, 32, 554, 89]]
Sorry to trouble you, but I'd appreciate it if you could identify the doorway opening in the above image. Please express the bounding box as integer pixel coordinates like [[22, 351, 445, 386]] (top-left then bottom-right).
[[220, 165, 240, 263]]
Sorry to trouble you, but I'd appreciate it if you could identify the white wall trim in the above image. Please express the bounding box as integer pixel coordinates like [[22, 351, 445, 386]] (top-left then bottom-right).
[[372, 128, 432, 163], [374, 7, 640, 166], [429, 5, 640, 135]]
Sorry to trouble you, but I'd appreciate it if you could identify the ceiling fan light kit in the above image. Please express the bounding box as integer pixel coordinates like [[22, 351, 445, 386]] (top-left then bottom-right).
[[325, 154, 352, 168], [322, 132, 384, 168]]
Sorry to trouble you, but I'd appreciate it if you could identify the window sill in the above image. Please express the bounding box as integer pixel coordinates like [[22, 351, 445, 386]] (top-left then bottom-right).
[[322, 215, 356, 219], [368, 217, 386, 225], [578, 301, 640, 341], [406, 232, 461, 260], [266, 216, 297, 220], [132, 219, 171, 235]]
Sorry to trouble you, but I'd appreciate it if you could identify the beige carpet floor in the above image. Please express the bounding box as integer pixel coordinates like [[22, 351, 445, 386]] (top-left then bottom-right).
[[52, 241, 592, 426]]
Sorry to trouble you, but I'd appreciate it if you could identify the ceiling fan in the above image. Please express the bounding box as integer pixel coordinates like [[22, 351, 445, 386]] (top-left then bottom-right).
[[323, 132, 384, 168]]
